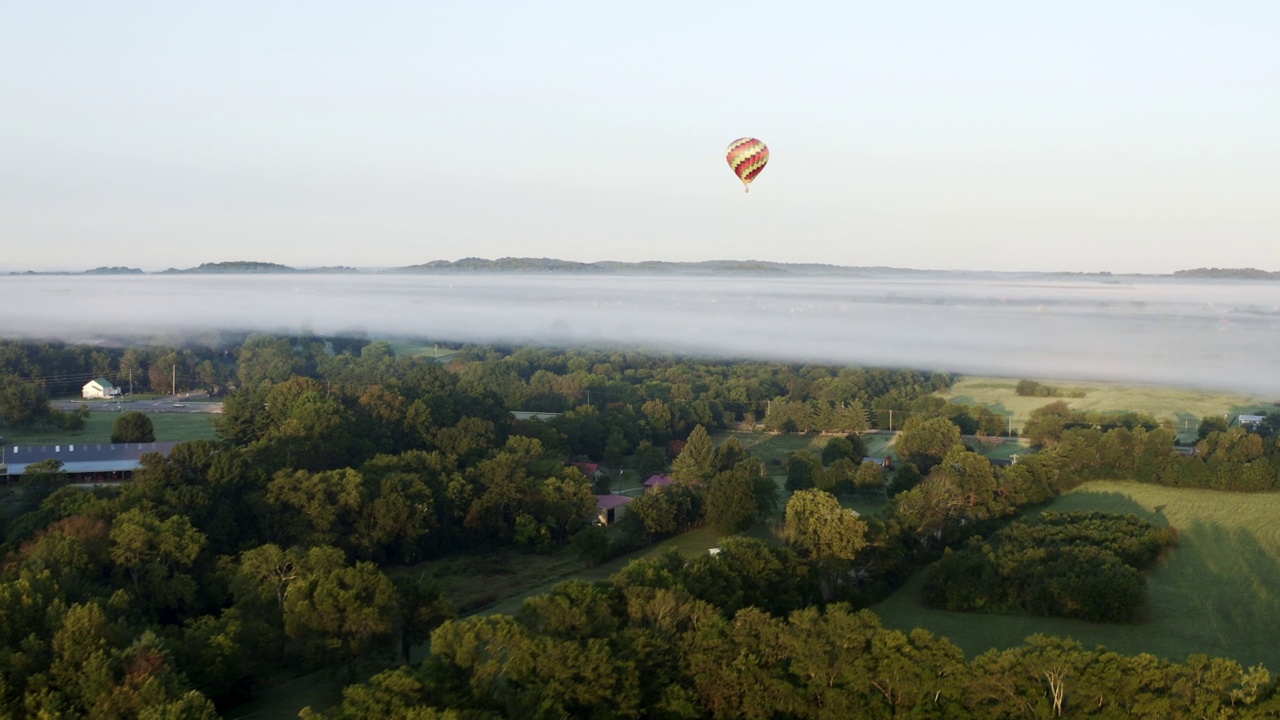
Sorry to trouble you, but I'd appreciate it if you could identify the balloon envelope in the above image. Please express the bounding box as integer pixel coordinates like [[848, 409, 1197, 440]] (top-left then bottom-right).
[[726, 138, 769, 192]]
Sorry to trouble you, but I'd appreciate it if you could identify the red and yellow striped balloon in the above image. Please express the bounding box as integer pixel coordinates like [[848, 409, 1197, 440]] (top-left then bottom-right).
[[726, 137, 769, 192]]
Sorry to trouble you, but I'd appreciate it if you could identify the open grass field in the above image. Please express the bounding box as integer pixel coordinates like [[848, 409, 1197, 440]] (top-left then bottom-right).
[[872, 481, 1280, 670], [2, 412, 217, 446], [940, 376, 1277, 443]]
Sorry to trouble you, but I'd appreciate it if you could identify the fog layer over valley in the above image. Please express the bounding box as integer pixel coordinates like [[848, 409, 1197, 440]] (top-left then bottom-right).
[[4, 272, 1279, 394]]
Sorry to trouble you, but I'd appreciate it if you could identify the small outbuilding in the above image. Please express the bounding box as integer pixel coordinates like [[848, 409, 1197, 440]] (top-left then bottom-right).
[[595, 494, 633, 526], [643, 474, 672, 492], [82, 379, 122, 399]]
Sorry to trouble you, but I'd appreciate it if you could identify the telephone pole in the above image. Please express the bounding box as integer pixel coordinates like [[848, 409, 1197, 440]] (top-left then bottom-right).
[[172, 365, 176, 397]]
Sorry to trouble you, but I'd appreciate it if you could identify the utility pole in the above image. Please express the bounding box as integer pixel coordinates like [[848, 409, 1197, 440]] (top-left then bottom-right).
[[129, 369, 133, 396], [889, 409, 893, 432], [1008, 415, 1012, 438], [172, 364, 176, 397]]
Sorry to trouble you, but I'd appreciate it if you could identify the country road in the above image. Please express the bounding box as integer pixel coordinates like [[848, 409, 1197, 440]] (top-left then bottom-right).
[[52, 392, 223, 414]]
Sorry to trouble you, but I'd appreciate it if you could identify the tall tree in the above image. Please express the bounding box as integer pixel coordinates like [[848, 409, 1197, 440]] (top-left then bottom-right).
[[704, 467, 759, 536], [671, 424, 715, 484]]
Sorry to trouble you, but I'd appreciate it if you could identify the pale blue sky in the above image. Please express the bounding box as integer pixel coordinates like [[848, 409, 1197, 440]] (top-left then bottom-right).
[[3, 2, 1277, 273]]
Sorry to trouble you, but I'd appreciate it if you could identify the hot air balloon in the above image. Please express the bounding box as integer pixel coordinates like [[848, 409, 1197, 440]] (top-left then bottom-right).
[[726, 137, 768, 192]]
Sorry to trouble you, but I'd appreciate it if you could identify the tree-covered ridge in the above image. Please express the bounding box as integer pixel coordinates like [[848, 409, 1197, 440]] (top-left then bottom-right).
[[1173, 267, 1280, 280], [158, 261, 362, 274], [922, 512, 1177, 622], [394, 257, 818, 274], [83, 266, 145, 274]]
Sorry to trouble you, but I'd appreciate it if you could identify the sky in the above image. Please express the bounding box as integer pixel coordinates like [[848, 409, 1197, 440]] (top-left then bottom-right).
[[2, 2, 1278, 274]]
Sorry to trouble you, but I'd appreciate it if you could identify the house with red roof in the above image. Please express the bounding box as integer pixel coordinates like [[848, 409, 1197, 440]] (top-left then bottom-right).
[[571, 462, 605, 482]]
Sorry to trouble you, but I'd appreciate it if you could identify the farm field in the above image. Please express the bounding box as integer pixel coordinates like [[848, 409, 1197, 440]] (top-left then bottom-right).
[[940, 376, 1276, 443], [1, 411, 217, 446], [872, 481, 1280, 671]]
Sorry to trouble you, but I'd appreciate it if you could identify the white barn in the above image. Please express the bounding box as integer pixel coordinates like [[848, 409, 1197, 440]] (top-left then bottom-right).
[[82, 379, 122, 399]]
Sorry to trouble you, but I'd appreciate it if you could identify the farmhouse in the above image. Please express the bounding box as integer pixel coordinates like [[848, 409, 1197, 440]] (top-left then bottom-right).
[[594, 494, 632, 525], [1231, 414, 1266, 428], [82, 378, 122, 399], [1, 441, 178, 483]]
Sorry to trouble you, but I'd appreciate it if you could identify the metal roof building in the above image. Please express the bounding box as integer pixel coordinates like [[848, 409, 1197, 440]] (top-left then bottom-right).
[[2, 441, 179, 481]]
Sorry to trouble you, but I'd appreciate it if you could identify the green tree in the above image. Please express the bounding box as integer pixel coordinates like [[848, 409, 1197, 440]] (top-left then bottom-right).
[[109, 508, 207, 613], [853, 460, 887, 496], [670, 424, 715, 484], [112, 411, 156, 443], [237, 335, 308, 387], [266, 468, 364, 549], [634, 440, 668, 477], [1197, 413, 1230, 440], [894, 416, 962, 473], [0, 379, 52, 428], [1015, 379, 1042, 396], [353, 471, 435, 562], [1022, 401, 1073, 448], [782, 489, 868, 563], [784, 451, 823, 492], [821, 435, 864, 466], [705, 468, 759, 536], [283, 552, 398, 673], [392, 573, 456, 665]]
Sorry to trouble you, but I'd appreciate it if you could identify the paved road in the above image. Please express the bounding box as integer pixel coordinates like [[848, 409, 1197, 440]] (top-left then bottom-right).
[[52, 391, 223, 414]]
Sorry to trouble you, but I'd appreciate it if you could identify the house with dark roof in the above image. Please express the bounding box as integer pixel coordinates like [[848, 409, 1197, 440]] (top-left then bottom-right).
[[2, 441, 179, 483]]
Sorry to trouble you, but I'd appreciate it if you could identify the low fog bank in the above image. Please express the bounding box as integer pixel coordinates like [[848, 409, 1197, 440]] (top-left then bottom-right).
[[4, 272, 1280, 395]]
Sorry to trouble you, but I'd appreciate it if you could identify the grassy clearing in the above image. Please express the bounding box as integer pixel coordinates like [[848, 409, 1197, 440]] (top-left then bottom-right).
[[385, 341, 457, 363], [940, 376, 1275, 443], [716, 430, 827, 471], [872, 481, 1280, 670], [2, 412, 217, 446]]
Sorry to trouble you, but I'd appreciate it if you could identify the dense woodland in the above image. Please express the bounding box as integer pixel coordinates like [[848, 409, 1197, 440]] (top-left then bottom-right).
[[921, 512, 1177, 623], [2, 337, 1280, 717]]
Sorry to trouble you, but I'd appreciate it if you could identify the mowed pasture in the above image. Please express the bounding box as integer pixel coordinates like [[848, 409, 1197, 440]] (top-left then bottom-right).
[[940, 376, 1276, 442], [873, 481, 1280, 671], [1, 411, 217, 446]]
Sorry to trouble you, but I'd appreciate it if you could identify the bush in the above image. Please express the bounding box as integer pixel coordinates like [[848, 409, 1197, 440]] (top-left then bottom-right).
[[111, 411, 156, 443]]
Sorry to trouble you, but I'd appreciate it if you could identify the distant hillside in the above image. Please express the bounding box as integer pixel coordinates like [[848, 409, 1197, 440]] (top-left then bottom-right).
[[15, 257, 1276, 278], [161, 261, 297, 274], [158, 261, 361, 274], [395, 257, 875, 275], [1173, 268, 1280, 280], [83, 266, 145, 275]]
